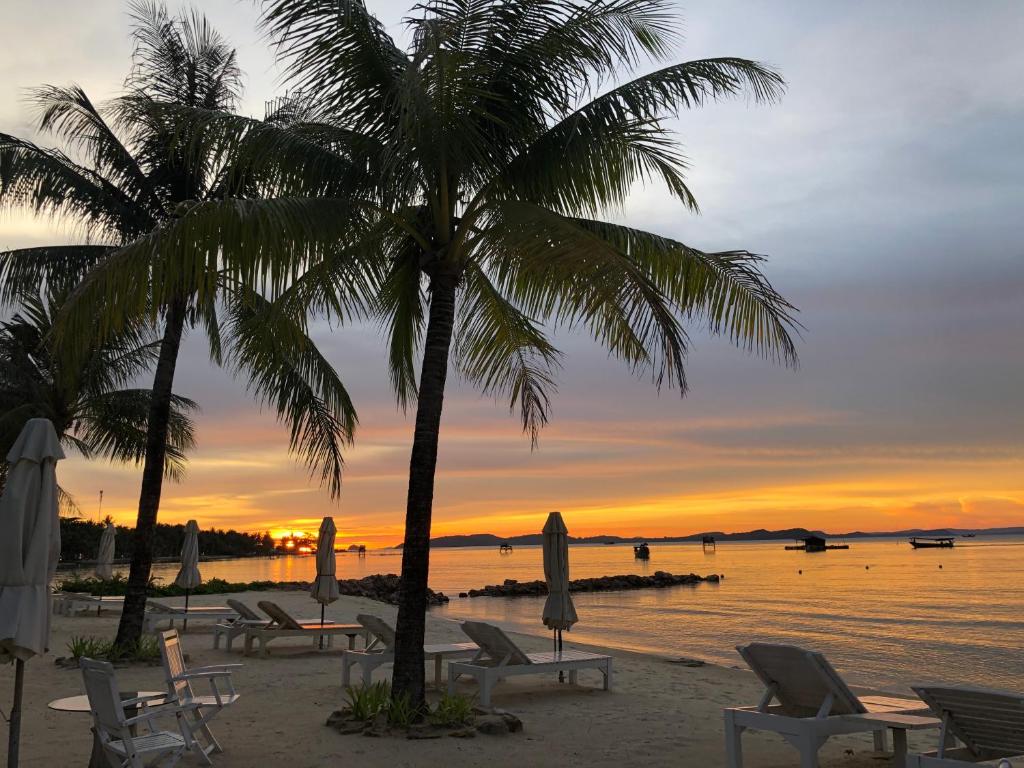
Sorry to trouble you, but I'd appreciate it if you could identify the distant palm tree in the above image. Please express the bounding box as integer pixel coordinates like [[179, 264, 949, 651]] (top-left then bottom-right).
[[0, 287, 196, 504], [0, 2, 357, 648], [67, 0, 801, 703]]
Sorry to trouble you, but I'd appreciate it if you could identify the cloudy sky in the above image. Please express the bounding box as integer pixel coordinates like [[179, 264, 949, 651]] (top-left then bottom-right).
[[2, 0, 1021, 546]]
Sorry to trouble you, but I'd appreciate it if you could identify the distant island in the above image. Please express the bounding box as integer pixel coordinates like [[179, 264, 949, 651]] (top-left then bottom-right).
[[395, 526, 1024, 549]]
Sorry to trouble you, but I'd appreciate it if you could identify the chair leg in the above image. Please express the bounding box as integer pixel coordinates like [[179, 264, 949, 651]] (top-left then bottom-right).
[[568, 669, 578, 685], [890, 728, 908, 768], [604, 660, 613, 690], [362, 661, 373, 687], [447, 665, 457, 696], [797, 730, 821, 768], [873, 729, 888, 752], [723, 710, 744, 768], [341, 654, 352, 687]]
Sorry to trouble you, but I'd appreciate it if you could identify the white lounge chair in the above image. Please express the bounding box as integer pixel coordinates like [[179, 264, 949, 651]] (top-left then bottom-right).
[[158, 629, 241, 763], [242, 600, 366, 657], [724, 643, 940, 768], [144, 601, 237, 633], [213, 599, 323, 650], [55, 592, 124, 617], [905, 685, 1024, 767], [80, 657, 189, 768], [447, 620, 612, 707], [340, 614, 477, 688]]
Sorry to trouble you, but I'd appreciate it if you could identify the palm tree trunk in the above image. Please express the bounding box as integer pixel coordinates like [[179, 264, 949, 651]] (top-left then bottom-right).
[[391, 273, 457, 707], [114, 297, 187, 649]]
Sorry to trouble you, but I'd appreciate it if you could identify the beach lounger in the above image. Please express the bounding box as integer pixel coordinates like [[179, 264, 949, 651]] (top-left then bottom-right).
[[158, 629, 241, 763], [905, 685, 1024, 767], [447, 620, 612, 707], [144, 601, 238, 633], [211, 599, 321, 651], [81, 657, 191, 768], [242, 600, 366, 657], [724, 643, 940, 768], [340, 614, 477, 688], [54, 592, 124, 617]]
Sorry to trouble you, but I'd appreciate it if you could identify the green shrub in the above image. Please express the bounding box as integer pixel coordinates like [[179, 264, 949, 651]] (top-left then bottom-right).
[[387, 689, 418, 728], [56, 575, 286, 597], [429, 692, 475, 727], [66, 635, 161, 663], [344, 681, 391, 721]]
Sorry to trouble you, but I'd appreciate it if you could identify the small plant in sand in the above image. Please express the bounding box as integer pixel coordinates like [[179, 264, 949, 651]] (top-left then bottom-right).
[[429, 693, 475, 728], [66, 635, 161, 664], [344, 681, 392, 721], [387, 690, 419, 728]]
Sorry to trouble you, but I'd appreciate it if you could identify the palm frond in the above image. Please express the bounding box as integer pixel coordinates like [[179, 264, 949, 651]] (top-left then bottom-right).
[[221, 284, 357, 498], [456, 262, 561, 444]]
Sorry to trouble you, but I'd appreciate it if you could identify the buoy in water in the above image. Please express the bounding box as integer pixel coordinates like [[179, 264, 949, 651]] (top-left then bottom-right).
[[798, 569, 803, 575]]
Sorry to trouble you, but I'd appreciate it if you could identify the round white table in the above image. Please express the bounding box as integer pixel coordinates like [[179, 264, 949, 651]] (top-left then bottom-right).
[[48, 691, 171, 767]]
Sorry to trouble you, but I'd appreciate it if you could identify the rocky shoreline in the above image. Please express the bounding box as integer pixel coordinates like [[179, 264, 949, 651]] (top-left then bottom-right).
[[337, 573, 451, 605], [462, 571, 721, 598]]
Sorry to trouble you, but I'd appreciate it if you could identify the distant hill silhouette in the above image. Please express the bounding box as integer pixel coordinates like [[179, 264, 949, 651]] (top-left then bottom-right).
[[394, 526, 1024, 549]]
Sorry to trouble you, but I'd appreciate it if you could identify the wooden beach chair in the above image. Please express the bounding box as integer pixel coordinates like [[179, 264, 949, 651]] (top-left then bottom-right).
[[158, 630, 241, 763], [213, 599, 322, 650], [144, 601, 237, 633], [80, 657, 190, 768], [242, 600, 366, 657], [724, 643, 940, 768], [340, 614, 477, 688], [905, 685, 1024, 767], [447, 620, 612, 707]]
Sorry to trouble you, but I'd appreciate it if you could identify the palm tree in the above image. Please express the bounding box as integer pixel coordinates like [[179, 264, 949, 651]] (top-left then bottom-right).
[[0, 1, 358, 649], [0, 286, 196, 504], [73, 0, 801, 703]]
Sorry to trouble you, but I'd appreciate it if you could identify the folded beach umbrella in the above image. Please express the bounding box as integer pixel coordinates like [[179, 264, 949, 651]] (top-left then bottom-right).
[[0, 418, 64, 768], [310, 517, 339, 646], [94, 522, 116, 581], [174, 519, 202, 630], [542, 511, 578, 665]]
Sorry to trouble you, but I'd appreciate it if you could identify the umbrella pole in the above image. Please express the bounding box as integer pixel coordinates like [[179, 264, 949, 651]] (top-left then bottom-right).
[[319, 604, 325, 650], [183, 589, 190, 633], [557, 630, 565, 683], [8, 658, 24, 768]]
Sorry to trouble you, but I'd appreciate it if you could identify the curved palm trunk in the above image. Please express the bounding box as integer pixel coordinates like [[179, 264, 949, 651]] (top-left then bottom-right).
[[114, 297, 187, 649], [391, 274, 457, 707]]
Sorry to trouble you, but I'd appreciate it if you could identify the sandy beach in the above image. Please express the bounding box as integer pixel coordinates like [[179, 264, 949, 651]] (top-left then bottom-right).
[[1, 590, 939, 767]]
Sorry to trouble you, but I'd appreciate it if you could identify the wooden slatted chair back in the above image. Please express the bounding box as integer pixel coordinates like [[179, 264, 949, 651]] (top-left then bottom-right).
[[257, 600, 302, 629], [357, 614, 396, 649], [80, 658, 129, 735], [738, 643, 866, 717], [460, 621, 531, 666], [226, 599, 261, 621], [159, 629, 192, 701], [913, 685, 1024, 760]]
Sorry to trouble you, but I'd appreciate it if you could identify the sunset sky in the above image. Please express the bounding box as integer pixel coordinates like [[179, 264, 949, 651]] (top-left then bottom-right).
[[2, 1, 1021, 547]]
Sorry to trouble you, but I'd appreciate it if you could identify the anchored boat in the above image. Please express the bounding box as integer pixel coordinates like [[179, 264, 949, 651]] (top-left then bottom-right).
[[910, 536, 955, 549]]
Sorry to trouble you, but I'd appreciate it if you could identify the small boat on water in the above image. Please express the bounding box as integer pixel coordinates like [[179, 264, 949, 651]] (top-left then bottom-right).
[[784, 535, 849, 552], [910, 536, 955, 549], [962, 533, 976, 538], [499, 543, 513, 553], [633, 543, 650, 560]]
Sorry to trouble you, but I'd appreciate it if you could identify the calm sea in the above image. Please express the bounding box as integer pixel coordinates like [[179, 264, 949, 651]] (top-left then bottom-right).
[[133, 536, 1023, 692]]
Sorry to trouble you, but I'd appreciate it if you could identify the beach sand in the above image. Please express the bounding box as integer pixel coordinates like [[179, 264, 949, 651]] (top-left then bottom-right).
[[3, 590, 937, 767]]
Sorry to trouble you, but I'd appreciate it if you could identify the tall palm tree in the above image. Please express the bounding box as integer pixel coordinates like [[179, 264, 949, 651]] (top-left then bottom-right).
[[73, 0, 801, 703], [0, 1, 358, 648], [0, 287, 196, 503]]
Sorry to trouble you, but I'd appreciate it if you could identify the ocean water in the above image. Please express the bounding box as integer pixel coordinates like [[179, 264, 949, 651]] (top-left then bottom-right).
[[136, 536, 1023, 693]]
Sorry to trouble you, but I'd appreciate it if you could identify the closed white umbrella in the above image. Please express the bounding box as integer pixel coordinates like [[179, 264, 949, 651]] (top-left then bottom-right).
[[94, 522, 116, 581], [542, 511, 577, 677], [0, 418, 64, 768], [310, 517, 339, 648], [174, 520, 202, 631]]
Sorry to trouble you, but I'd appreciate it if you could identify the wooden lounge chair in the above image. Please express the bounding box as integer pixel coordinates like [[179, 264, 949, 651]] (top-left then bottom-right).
[[724, 643, 940, 768], [340, 614, 477, 688], [143, 601, 237, 633], [80, 657, 189, 767], [243, 600, 366, 657], [905, 685, 1024, 767], [447, 620, 612, 707], [158, 630, 240, 763], [213, 599, 323, 651], [55, 592, 124, 617]]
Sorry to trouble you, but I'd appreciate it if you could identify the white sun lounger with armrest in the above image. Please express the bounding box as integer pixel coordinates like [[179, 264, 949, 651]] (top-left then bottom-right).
[[904, 684, 1024, 767], [447, 620, 612, 707], [242, 600, 367, 657], [144, 601, 238, 633], [724, 642, 941, 768], [340, 614, 477, 688], [212, 598, 320, 651]]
